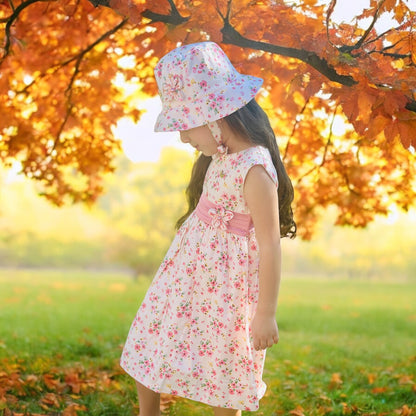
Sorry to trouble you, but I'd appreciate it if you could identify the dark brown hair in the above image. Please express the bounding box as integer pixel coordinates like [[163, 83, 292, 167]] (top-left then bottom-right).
[[176, 99, 296, 238]]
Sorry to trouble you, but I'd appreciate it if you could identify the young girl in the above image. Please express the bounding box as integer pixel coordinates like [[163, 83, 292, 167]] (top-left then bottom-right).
[[120, 42, 296, 416]]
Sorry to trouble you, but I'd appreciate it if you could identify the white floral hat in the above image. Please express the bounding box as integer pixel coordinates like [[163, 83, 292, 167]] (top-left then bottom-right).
[[154, 42, 263, 132]]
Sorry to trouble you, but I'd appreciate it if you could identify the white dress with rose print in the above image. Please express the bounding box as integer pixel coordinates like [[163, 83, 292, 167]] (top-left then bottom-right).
[[120, 145, 278, 411]]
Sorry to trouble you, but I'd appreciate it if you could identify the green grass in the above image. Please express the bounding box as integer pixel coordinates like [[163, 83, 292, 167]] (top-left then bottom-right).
[[0, 269, 415, 415]]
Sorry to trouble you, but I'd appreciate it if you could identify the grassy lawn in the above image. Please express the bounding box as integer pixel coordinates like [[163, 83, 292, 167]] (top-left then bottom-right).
[[0, 269, 415, 415]]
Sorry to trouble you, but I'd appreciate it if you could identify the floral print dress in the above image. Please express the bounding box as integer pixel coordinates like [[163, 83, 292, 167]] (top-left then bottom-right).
[[120, 145, 278, 411]]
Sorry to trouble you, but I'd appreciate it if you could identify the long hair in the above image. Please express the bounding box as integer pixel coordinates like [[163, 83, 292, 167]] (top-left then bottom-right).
[[176, 99, 296, 238]]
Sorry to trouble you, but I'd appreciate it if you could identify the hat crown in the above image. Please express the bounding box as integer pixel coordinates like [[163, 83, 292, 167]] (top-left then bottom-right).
[[154, 42, 263, 132], [155, 42, 237, 104]]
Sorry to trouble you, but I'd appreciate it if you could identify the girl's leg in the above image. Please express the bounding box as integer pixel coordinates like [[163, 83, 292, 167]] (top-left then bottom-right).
[[135, 381, 161, 416], [213, 406, 242, 416]]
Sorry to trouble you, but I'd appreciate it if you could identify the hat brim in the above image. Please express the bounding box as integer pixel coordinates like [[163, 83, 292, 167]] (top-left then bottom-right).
[[154, 75, 263, 132]]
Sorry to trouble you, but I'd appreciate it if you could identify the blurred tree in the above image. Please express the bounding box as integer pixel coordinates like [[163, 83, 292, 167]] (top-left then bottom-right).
[[1, 153, 416, 279], [1, 0, 416, 237], [0, 148, 192, 272], [99, 147, 193, 275], [0, 165, 109, 267]]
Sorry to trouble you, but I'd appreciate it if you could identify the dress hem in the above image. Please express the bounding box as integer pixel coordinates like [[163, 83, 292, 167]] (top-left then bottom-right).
[[120, 362, 266, 412]]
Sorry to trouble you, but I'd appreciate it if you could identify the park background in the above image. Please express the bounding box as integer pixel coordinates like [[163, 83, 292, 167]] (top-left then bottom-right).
[[1, 0, 416, 414], [1, 141, 416, 281], [1, 134, 415, 416]]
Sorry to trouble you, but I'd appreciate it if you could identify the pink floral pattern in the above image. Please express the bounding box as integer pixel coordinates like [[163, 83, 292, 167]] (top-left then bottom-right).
[[154, 42, 263, 132], [120, 146, 278, 411]]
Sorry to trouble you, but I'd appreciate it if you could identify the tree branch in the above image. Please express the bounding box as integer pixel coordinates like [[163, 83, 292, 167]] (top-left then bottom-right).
[[0, 0, 53, 63], [7, 0, 16, 12], [369, 50, 411, 59], [142, 0, 188, 24], [405, 100, 416, 112], [296, 108, 336, 185], [283, 99, 309, 162], [337, 1, 384, 54], [221, 17, 357, 87], [352, 0, 383, 51], [219, 10, 416, 114], [56, 17, 128, 145], [325, 0, 337, 48], [88, 0, 111, 7], [61, 16, 128, 68], [141, 9, 188, 25], [85, 0, 189, 24], [363, 25, 400, 47]]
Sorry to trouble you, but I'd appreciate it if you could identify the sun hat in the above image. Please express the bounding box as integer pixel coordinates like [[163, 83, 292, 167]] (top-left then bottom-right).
[[153, 42, 263, 133]]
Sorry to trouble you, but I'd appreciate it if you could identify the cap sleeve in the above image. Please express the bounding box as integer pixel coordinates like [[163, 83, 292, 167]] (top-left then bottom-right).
[[239, 146, 278, 188]]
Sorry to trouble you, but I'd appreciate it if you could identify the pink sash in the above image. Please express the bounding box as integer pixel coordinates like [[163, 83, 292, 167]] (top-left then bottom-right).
[[195, 194, 254, 237]]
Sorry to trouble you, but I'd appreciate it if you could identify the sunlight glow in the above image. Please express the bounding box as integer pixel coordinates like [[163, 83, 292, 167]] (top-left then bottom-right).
[[385, 204, 400, 225], [332, 115, 351, 136], [113, 97, 192, 163], [23, 74, 34, 85], [118, 55, 136, 69], [4, 160, 23, 184]]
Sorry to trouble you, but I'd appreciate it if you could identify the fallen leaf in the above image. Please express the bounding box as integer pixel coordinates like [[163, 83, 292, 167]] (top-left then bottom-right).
[[341, 403, 359, 415], [394, 404, 413, 416], [329, 372, 343, 389], [64, 370, 82, 394], [43, 373, 60, 390], [371, 386, 389, 394], [398, 375, 414, 385], [318, 394, 331, 402], [160, 393, 179, 412], [62, 403, 87, 416], [289, 405, 305, 416], [367, 373, 376, 384], [40, 392, 60, 408], [317, 405, 333, 415]]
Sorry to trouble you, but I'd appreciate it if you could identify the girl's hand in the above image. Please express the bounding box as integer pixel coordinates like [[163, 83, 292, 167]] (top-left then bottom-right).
[[251, 312, 279, 351]]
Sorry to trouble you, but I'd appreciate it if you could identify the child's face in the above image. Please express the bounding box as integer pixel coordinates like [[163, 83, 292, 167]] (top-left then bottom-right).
[[179, 125, 218, 156]]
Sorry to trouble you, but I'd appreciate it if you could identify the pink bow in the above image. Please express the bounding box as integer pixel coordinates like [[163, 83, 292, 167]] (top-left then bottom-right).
[[208, 206, 234, 230], [162, 74, 184, 102]]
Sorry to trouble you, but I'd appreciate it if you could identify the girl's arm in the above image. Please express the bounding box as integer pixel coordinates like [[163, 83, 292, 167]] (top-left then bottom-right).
[[244, 165, 281, 351]]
